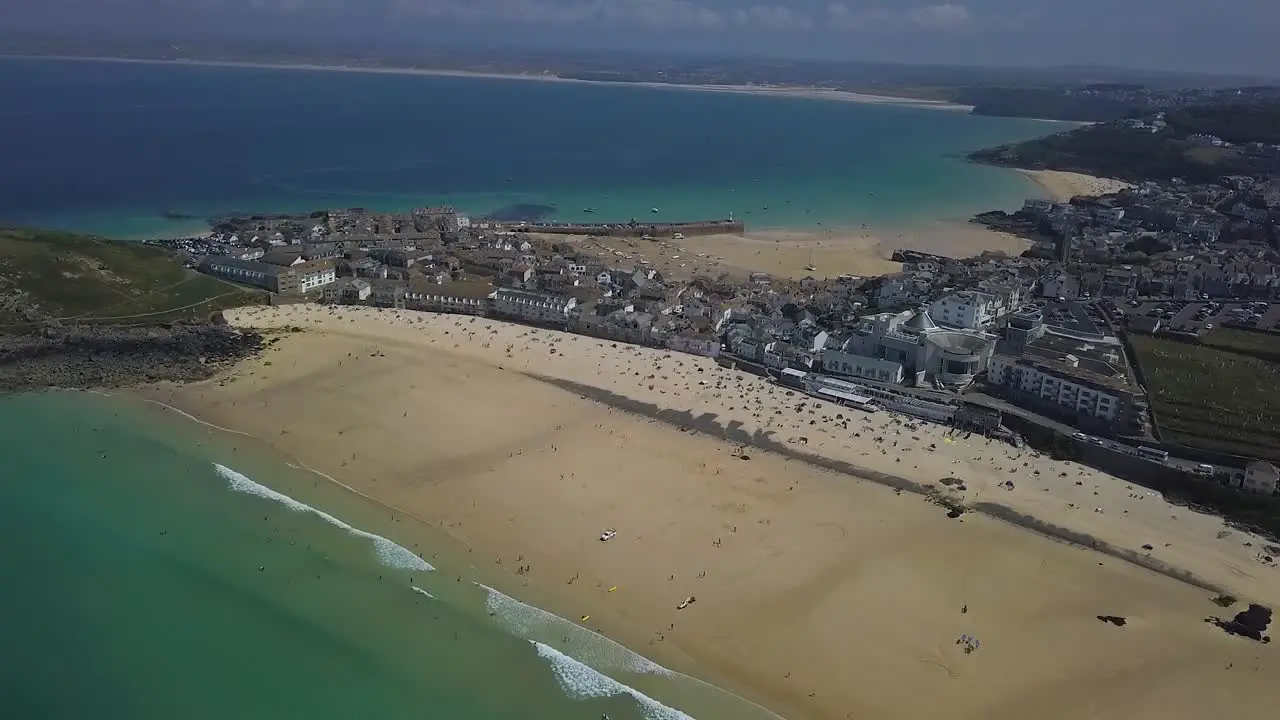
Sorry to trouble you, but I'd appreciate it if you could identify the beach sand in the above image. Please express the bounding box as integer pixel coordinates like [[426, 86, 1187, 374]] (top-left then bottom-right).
[[24, 55, 971, 110], [138, 305, 1280, 720], [1020, 170, 1133, 203], [539, 221, 1030, 282]]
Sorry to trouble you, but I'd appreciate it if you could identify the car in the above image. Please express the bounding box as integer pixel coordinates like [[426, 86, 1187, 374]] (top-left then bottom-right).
[[1072, 432, 1088, 441]]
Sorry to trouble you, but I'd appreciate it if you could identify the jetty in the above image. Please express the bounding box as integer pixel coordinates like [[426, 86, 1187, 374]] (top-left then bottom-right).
[[504, 219, 744, 238]]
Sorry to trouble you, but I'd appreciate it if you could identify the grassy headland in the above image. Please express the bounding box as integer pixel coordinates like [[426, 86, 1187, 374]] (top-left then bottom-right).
[[0, 228, 263, 333], [969, 102, 1280, 183]]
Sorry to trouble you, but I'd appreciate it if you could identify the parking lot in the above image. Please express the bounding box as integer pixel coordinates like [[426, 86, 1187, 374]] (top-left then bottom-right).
[[1114, 300, 1280, 334]]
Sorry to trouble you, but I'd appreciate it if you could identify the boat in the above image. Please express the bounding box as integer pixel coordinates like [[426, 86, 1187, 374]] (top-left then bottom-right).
[[650, 207, 659, 213], [583, 207, 596, 213], [599, 529, 618, 542], [805, 264, 817, 272]]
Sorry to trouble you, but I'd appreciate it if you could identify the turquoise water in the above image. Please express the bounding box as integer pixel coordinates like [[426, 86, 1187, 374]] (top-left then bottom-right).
[[0, 57, 1057, 238], [0, 391, 778, 720]]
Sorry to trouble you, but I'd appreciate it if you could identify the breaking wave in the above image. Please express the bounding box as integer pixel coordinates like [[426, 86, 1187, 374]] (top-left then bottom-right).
[[533, 642, 694, 720], [477, 582, 670, 676], [213, 463, 434, 572]]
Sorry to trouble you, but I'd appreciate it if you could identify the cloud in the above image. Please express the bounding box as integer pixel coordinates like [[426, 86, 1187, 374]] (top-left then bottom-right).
[[826, 3, 892, 30], [387, 0, 725, 28], [733, 5, 814, 31], [826, 2, 970, 31], [906, 3, 970, 29]]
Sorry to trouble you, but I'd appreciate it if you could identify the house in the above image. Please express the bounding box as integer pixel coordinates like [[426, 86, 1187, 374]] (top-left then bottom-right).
[[665, 330, 720, 357], [405, 281, 492, 315], [343, 278, 372, 302], [488, 288, 577, 324], [1241, 461, 1280, 495], [928, 291, 1000, 330]]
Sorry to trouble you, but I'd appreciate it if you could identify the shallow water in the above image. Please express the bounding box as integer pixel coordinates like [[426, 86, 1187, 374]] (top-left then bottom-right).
[[0, 391, 775, 719]]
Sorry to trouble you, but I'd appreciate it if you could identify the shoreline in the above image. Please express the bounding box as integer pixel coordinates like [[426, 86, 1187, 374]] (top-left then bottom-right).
[[545, 218, 1033, 282], [1016, 168, 1134, 202], [7, 54, 975, 111], [135, 304, 1280, 720], [125, 387, 789, 720]]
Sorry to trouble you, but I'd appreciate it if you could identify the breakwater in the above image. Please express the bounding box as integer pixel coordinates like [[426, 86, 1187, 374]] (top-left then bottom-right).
[[507, 219, 744, 238]]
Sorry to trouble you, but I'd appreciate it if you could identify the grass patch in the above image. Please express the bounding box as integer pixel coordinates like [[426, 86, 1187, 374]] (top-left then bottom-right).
[[1130, 333, 1280, 460], [1202, 327, 1280, 362], [0, 227, 263, 332]]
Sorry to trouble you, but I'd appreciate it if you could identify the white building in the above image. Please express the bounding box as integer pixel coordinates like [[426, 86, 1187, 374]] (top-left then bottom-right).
[[987, 354, 1127, 422], [297, 263, 337, 294], [820, 309, 996, 388], [488, 288, 577, 324], [928, 291, 1001, 330], [1241, 461, 1280, 495]]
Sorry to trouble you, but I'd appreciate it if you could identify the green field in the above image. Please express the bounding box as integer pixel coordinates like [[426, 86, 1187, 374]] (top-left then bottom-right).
[[1201, 327, 1280, 362], [0, 228, 263, 332], [1130, 333, 1280, 461]]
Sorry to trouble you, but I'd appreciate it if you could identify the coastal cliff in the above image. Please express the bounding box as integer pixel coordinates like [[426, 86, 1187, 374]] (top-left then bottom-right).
[[0, 323, 263, 392]]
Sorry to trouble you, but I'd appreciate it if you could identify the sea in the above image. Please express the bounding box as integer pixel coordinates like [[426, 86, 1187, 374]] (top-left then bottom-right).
[[0, 57, 1063, 720], [0, 390, 786, 720], [0, 56, 1059, 238]]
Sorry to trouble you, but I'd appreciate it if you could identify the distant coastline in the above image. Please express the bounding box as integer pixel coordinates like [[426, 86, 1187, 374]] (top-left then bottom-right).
[[4, 54, 976, 111]]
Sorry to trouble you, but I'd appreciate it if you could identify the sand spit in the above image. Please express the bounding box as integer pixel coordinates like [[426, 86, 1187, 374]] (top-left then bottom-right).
[[1019, 169, 1134, 203], [139, 304, 1280, 720]]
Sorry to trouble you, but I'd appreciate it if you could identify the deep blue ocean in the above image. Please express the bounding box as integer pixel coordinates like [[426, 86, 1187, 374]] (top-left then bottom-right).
[[0, 57, 1057, 237]]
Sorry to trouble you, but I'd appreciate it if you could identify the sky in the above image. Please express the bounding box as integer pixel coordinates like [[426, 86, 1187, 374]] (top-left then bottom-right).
[[5, 0, 1279, 76]]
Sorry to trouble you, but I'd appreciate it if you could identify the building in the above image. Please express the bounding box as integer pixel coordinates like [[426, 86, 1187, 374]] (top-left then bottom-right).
[[199, 257, 286, 292], [819, 308, 997, 389], [987, 352, 1142, 431], [488, 288, 577, 325], [343, 279, 372, 302], [406, 282, 491, 315], [295, 261, 337, 294], [1241, 461, 1280, 495], [198, 257, 333, 295], [928, 291, 1000, 330]]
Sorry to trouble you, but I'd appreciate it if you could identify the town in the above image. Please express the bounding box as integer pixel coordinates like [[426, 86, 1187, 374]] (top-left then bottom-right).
[[147, 147, 1280, 510]]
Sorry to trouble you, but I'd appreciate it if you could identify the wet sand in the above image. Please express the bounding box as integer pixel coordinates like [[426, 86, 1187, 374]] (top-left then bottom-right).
[[138, 305, 1280, 720], [540, 220, 1030, 282]]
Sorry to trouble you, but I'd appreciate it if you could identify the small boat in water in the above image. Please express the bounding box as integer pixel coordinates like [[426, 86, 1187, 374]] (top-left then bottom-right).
[[651, 207, 659, 213], [583, 207, 596, 213]]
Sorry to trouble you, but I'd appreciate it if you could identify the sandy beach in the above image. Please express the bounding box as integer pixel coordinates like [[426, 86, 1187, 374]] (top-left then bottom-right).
[[138, 304, 1280, 720], [16, 54, 970, 110], [1020, 169, 1134, 202], [539, 221, 1030, 282]]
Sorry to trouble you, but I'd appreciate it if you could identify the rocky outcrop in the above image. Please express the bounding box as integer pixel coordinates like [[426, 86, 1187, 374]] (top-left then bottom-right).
[[0, 324, 263, 392]]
